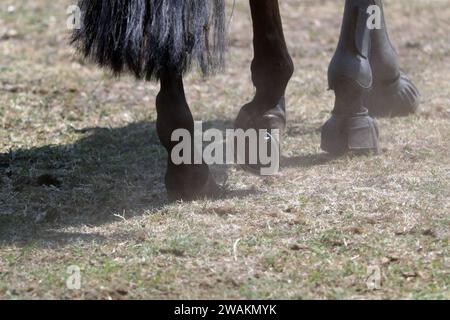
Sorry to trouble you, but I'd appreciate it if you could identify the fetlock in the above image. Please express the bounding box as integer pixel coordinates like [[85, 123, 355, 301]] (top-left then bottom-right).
[[234, 97, 286, 133]]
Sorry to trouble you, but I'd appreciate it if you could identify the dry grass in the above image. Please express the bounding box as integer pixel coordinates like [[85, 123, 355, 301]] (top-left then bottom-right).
[[0, 0, 449, 299]]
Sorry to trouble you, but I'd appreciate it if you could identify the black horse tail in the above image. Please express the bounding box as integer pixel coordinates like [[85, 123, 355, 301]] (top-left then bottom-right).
[[71, 0, 226, 80]]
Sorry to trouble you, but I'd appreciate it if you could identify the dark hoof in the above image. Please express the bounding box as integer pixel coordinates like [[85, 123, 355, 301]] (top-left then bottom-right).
[[366, 73, 420, 118], [236, 130, 281, 176], [321, 109, 379, 156], [233, 98, 286, 176], [166, 164, 220, 202]]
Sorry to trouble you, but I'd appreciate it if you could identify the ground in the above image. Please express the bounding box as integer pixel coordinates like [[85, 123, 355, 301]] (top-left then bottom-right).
[[0, 0, 449, 299]]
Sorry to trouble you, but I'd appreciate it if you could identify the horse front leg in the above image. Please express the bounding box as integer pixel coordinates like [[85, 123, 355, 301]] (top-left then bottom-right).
[[234, 0, 294, 144], [156, 71, 219, 201], [366, 0, 420, 117], [233, 0, 293, 174], [321, 0, 380, 155]]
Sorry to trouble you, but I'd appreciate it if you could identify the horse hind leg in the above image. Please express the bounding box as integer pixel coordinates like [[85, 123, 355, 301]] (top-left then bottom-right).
[[366, 0, 420, 117], [156, 71, 219, 201]]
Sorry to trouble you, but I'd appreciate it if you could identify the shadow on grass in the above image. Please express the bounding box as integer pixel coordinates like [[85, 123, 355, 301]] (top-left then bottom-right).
[[281, 153, 337, 169], [0, 120, 258, 245]]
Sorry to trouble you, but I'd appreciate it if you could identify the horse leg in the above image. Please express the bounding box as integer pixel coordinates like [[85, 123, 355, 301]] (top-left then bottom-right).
[[156, 71, 219, 201], [321, 0, 379, 155], [366, 0, 420, 117], [234, 0, 294, 138]]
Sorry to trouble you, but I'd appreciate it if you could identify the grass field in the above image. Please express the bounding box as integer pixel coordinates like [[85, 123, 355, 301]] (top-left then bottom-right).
[[0, 0, 449, 299]]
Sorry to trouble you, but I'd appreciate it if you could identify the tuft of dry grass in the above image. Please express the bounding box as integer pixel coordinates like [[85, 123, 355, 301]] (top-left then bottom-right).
[[0, 0, 449, 299]]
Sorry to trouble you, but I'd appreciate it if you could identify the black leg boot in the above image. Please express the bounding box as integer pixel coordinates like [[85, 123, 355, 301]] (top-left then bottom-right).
[[321, 0, 379, 156], [366, 0, 420, 117]]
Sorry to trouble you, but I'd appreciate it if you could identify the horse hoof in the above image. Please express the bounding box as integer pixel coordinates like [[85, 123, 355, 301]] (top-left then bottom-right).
[[321, 109, 379, 156], [366, 73, 420, 118], [234, 96, 287, 132], [236, 128, 281, 176], [234, 109, 284, 176], [165, 164, 220, 201]]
